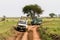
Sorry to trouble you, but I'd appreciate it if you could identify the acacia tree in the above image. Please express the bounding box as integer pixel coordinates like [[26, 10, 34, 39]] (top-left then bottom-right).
[[23, 4, 43, 19], [49, 13, 55, 18]]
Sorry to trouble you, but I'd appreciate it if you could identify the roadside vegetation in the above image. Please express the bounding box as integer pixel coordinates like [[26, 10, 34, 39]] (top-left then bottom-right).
[[0, 18, 19, 40], [39, 18, 60, 40]]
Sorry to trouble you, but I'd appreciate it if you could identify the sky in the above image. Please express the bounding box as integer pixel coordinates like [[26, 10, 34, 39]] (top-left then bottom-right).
[[0, 0, 60, 17]]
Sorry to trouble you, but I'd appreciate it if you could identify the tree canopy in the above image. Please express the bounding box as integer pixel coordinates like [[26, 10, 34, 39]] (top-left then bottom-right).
[[23, 4, 43, 18], [49, 13, 55, 18]]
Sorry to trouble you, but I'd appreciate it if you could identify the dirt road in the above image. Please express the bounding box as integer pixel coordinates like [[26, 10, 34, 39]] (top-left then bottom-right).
[[6, 25, 41, 40]]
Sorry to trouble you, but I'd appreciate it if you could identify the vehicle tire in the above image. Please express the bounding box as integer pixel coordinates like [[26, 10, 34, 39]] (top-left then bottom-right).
[[23, 29, 26, 32], [16, 27, 20, 31], [31, 22, 34, 25]]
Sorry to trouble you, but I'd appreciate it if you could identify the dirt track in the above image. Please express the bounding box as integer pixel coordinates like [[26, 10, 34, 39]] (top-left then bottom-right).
[[6, 25, 41, 40]]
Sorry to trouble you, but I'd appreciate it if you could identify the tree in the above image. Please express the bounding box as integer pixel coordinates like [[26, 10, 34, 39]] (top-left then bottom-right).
[[23, 4, 43, 19], [49, 13, 55, 18]]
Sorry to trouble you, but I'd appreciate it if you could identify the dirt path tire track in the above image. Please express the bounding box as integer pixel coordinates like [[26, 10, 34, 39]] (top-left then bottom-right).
[[16, 32, 24, 40], [28, 30, 33, 40], [6, 25, 41, 40], [6, 31, 25, 40], [21, 32, 28, 40], [32, 26, 41, 40]]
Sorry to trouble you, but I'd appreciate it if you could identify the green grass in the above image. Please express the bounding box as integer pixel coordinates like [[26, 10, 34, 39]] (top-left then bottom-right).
[[0, 18, 19, 40], [0, 21, 16, 33], [43, 18, 60, 34], [39, 18, 60, 40], [0, 18, 19, 33]]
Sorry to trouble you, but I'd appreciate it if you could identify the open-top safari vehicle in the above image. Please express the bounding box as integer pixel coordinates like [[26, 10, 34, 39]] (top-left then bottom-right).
[[14, 20, 27, 32], [31, 17, 42, 25]]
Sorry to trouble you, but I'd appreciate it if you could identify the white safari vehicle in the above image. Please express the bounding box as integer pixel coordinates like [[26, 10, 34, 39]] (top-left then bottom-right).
[[15, 20, 28, 32]]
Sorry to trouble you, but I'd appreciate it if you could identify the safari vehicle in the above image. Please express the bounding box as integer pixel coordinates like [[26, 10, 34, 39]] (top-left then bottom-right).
[[31, 17, 42, 25], [15, 20, 27, 32]]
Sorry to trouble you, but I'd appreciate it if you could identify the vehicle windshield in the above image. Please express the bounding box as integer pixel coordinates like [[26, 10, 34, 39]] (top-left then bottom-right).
[[18, 21, 26, 24]]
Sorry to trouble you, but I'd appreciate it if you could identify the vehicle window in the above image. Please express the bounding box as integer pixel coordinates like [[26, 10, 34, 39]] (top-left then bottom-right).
[[19, 21, 26, 24]]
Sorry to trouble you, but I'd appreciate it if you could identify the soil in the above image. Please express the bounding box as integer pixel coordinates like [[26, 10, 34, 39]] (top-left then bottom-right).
[[6, 25, 41, 40]]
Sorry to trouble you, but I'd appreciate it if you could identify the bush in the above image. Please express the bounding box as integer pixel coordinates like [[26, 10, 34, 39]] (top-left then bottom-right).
[[39, 26, 52, 40], [50, 33, 60, 40]]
